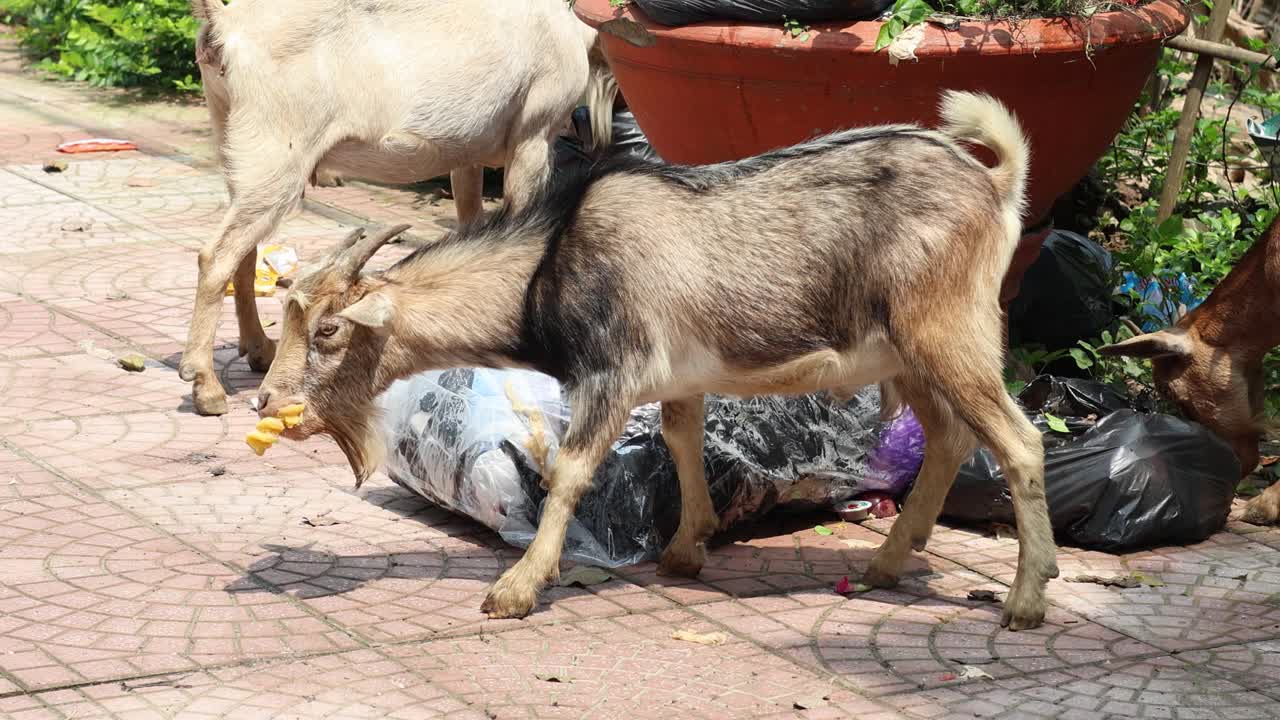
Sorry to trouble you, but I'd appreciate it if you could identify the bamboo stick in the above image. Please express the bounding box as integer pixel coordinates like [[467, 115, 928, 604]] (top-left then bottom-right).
[[1165, 34, 1277, 66], [1157, 0, 1235, 222]]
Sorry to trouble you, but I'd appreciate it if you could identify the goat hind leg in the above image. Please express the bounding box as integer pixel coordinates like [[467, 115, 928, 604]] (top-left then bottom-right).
[[939, 369, 1055, 630], [481, 387, 630, 619], [501, 133, 552, 214], [864, 382, 975, 588], [230, 249, 275, 373], [657, 396, 719, 578], [450, 165, 484, 226]]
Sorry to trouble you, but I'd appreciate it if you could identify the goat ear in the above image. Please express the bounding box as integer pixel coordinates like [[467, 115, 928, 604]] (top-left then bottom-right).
[[1098, 329, 1193, 359], [338, 292, 395, 331]]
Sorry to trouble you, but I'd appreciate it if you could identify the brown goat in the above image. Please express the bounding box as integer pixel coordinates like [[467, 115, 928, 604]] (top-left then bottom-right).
[[1101, 216, 1280, 524], [257, 92, 1057, 627]]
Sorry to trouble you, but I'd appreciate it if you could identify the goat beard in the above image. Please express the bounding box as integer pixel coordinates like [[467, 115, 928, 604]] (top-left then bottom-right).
[[325, 412, 386, 489]]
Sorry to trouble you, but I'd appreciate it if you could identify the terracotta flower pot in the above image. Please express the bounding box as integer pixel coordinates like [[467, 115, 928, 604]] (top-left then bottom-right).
[[575, 0, 1188, 299]]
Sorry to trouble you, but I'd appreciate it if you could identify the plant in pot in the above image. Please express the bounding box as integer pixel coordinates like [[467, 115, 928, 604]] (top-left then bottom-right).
[[574, 0, 1190, 301]]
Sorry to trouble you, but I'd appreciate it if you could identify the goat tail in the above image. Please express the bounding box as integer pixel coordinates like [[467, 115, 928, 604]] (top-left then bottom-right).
[[937, 91, 1029, 220], [190, 0, 223, 21], [582, 30, 619, 154]]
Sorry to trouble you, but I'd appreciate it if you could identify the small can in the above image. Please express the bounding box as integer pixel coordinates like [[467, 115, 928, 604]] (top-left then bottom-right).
[[835, 499, 874, 523]]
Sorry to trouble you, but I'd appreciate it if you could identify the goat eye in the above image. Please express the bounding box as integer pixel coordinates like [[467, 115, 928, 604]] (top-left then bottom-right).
[[316, 320, 339, 338]]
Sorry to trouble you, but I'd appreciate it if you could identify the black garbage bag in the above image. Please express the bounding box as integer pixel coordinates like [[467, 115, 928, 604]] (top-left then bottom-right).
[[633, 0, 893, 25], [553, 106, 660, 177], [380, 369, 923, 568], [942, 377, 1239, 552], [1008, 230, 1116, 351]]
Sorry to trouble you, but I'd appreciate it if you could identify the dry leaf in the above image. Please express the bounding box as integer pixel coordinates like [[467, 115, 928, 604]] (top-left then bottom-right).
[[301, 512, 339, 527], [117, 353, 146, 372], [967, 589, 999, 602], [125, 177, 156, 187], [1064, 574, 1141, 589], [556, 566, 611, 588], [841, 538, 879, 550], [671, 629, 727, 646]]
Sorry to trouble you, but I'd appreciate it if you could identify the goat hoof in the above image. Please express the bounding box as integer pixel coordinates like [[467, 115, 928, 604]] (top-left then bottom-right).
[[192, 379, 228, 417], [1000, 599, 1046, 631], [860, 565, 900, 589], [242, 338, 277, 373], [1243, 489, 1280, 525], [657, 544, 705, 579], [480, 577, 537, 619], [1000, 584, 1047, 631]]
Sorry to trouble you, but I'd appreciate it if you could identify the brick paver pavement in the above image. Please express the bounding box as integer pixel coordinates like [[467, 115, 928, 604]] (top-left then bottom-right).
[[1, 30, 1279, 720]]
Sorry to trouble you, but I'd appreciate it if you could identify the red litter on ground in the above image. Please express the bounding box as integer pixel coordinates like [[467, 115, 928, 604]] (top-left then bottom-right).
[[57, 138, 137, 154]]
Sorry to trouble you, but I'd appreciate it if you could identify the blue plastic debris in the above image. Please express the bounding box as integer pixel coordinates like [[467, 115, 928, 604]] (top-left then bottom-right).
[[1116, 271, 1203, 331], [1247, 115, 1280, 174]]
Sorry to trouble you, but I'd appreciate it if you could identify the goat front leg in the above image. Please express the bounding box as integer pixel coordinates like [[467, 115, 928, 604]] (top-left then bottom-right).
[[181, 197, 294, 415], [1244, 482, 1280, 524], [481, 387, 630, 619], [657, 396, 719, 578], [230, 249, 275, 373]]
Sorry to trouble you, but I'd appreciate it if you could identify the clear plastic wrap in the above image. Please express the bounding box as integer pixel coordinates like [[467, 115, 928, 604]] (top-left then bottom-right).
[[380, 369, 924, 567]]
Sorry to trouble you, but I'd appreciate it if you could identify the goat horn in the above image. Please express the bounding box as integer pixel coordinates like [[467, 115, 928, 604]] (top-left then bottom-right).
[[312, 226, 367, 269], [1119, 317, 1144, 338], [338, 223, 412, 279]]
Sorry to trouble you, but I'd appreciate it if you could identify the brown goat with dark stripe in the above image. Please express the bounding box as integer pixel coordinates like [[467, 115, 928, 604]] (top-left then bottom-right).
[[257, 91, 1058, 628]]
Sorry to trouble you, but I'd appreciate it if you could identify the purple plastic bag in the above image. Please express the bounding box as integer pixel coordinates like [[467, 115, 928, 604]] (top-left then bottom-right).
[[858, 407, 925, 496]]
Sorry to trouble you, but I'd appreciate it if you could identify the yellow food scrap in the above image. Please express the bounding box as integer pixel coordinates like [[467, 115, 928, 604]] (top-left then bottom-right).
[[246, 404, 305, 456], [245, 430, 278, 456], [256, 417, 285, 434], [278, 404, 305, 428]]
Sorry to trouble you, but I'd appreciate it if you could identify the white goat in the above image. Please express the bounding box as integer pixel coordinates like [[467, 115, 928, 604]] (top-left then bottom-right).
[[181, 0, 612, 415]]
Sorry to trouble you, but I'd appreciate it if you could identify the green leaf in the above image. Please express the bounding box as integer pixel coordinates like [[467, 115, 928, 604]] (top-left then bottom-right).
[[873, 22, 896, 51], [814, 525, 834, 536], [1157, 214, 1185, 240], [1069, 348, 1094, 370], [894, 0, 934, 22], [1044, 414, 1070, 434]]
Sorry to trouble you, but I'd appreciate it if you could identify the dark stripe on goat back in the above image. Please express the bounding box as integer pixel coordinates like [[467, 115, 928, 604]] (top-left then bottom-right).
[[398, 123, 950, 270], [515, 214, 652, 383], [645, 126, 950, 192]]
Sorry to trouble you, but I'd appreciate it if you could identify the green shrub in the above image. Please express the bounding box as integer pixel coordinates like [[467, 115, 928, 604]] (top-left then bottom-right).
[[1016, 47, 1280, 419], [1, 0, 201, 93]]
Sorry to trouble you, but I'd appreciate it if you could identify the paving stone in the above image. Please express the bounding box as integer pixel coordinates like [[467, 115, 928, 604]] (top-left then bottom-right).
[[884, 655, 1280, 719], [0, 493, 358, 690]]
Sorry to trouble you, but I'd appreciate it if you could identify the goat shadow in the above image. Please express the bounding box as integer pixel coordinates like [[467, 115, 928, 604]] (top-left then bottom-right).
[[220, 487, 951, 614]]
